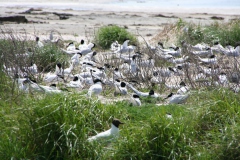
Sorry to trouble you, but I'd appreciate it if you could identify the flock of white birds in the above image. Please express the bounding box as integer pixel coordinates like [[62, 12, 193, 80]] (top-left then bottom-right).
[[3, 31, 240, 142], [3, 31, 240, 107]]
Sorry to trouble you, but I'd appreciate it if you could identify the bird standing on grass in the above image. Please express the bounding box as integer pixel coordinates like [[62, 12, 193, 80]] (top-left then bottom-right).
[[87, 119, 124, 142]]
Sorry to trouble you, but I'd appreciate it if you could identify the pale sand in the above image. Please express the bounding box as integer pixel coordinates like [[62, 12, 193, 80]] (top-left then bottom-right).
[[0, 2, 240, 44]]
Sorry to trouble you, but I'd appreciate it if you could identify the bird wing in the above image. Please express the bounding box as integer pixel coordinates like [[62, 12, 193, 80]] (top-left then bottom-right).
[[122, 40, 129, 49], [87, 129, 111, 141], [87, 43, 94, 49]]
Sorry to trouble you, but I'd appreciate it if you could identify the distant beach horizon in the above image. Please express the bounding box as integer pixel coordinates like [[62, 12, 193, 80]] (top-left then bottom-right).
[[1, 0, 240, 14]]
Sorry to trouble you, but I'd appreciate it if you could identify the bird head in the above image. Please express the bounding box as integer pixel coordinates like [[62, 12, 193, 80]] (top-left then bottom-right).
[[80, 39, 84, 44], [73, 76, 79, 81], [165, 93, 173, 99], [120, 82, 126, 87], [149, 89, 155, 96], [112, 119, 124, 128], [179, 81, 186, 86]]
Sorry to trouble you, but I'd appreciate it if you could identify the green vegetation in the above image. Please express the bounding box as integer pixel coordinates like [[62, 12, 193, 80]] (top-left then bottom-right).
[[0, 30, 68, 74], [32, 44, 69, 72], [94, 25, 138, 49], [176, 19, 240, 46], [1, 21, 240, 159], [1, 89, 240, 159]]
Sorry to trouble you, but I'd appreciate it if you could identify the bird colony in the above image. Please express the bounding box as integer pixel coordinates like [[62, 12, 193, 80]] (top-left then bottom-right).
[[3, 32, 240, 107]]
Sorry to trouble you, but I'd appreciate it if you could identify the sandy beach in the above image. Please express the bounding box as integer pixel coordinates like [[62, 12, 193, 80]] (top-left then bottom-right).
[[0, 0, 240, 43]]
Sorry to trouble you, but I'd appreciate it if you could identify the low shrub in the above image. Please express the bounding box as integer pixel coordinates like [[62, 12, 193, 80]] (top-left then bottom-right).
[[94, 25, 138, 49], [30, 44, 68, 72]]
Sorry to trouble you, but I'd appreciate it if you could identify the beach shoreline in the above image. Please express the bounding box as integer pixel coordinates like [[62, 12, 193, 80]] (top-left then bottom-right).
[[0, 2, 239, 44]]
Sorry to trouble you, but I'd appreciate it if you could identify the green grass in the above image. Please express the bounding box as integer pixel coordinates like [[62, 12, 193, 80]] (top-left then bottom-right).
[[94, 25, 138, 49], [32, 43, 69, 72], [1, 88, 240, 159], [176, 19, 240, 46]]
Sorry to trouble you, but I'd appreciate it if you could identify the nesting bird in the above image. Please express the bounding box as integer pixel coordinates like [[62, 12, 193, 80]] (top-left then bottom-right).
[[165, 92, 189, 104], [129, 94, 141, 106], [115, 39, 135, 54], [127, 83, 159, 98]]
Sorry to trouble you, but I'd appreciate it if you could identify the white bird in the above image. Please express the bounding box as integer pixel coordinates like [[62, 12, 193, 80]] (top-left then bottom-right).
[[78, 76, 94, 86], [87, 79, 103, 97], [81, 60, 97, 68], [182, 41, 208, 51], [44, 72, 64, 83], [158, 45, 175, 53], [91, 68, 106, 79], [130, 55, 139, 75], [67, 42, 76, 51], [63, 62, 74, 76], [66, 76, 83, 89], [36, 37, 44, 48], [27, 80, 62, 94], [166, 47, 182, 57], [55, 62, 63, 76], [77, 70, 93, 78], [60, 48, 79, 55], [191, 43, 209, 51], [80, 62, 95, 72], [198, 55, 217, 64], [210, 42, 225, 53], [113, 68, 125, 79], [23, 63, 38, 75], [139, 58, 155, 68], [191, 48, 213, 57], [220, 45, 240, 57], [83, 51, 97, 61], [37, 84, 62, 94], [78, 39, 87, 50], [79, 42, 95, 55], [153, 67, 176, 78], [127, 83, 159, 98], [71, 52, 82, 66], [167, 56, 189, 64], [87, 119, 124, 142], [114, 81, 128, 96], [157, 53, 173, 60], [129, 94, 141, 106], [115, 40, 135, 54], [18, 78, 29, 92], [165, 92, 189, 104], [176, 81, 190, 95]]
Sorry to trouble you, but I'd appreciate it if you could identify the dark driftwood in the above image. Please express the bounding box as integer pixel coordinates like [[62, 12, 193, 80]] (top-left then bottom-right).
[[0, 16, 28, 23]]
